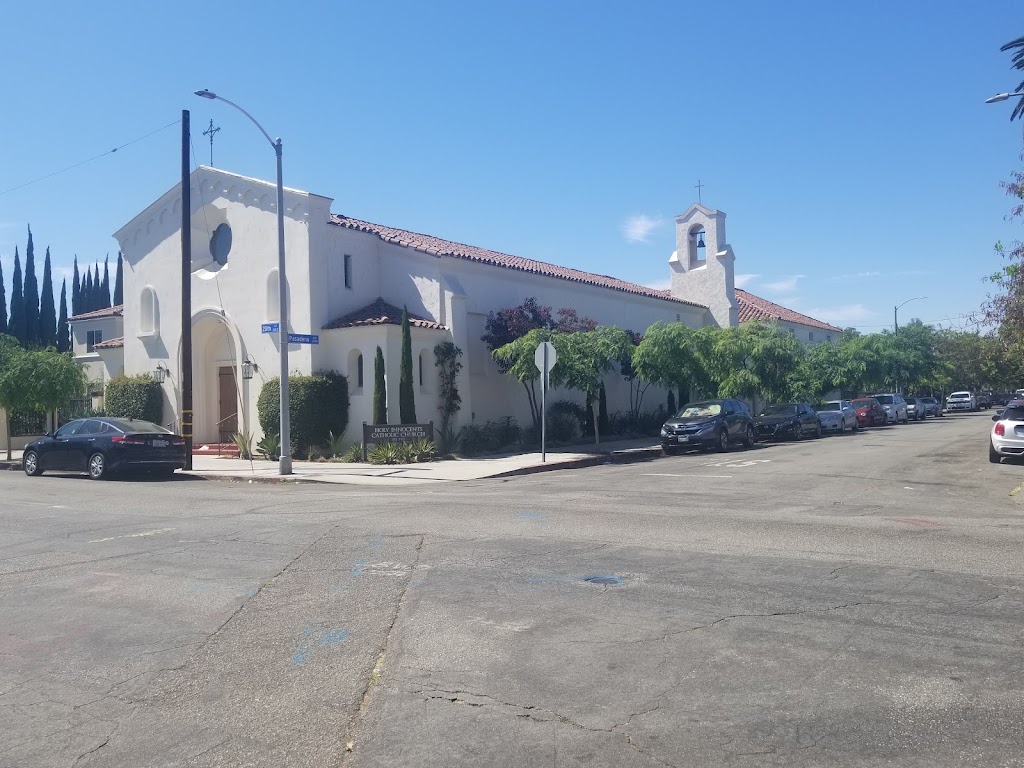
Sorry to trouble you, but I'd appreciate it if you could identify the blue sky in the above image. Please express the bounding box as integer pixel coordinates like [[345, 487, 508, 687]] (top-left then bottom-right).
[[1, 0, 1022, 332]]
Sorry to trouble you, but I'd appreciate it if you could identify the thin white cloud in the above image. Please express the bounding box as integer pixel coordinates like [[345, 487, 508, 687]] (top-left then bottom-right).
[[800, 303, 875, 327], [644, 277, 672, 291], [622, 214, 666, 243], [761, 274, 804, 294], [734, 273, 759, 289]]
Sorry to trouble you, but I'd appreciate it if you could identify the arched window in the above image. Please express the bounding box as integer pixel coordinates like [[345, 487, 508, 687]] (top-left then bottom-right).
[[139, 286, 159, 337], [348, 349, 364, 392]]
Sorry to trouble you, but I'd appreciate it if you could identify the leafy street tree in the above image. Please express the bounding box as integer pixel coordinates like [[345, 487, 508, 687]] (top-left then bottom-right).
[[57, 280, 70, 353], [38, 248, 56, 349], [373, 346, 387, 424], [0, 260, 6, 337], [482, 298, 598, 370], [0, 334, 23, 459], [491, 327, 554, 427], [23, 228, 39, 345], [9, 247, 25, 345], [549, 326, 633, 446], [632, 322, 716, 403], [398, 306, 416, 424], [72, 256, 81, 317], [114, 252, 124, 306]]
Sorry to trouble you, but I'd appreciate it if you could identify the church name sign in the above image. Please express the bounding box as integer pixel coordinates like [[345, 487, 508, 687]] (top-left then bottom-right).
[[361, 422, 435, 459]]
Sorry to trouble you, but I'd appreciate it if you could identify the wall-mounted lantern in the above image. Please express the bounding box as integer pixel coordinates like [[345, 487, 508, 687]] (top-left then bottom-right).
[[242, 355, 258, 381], [154, 362, 169, 384]]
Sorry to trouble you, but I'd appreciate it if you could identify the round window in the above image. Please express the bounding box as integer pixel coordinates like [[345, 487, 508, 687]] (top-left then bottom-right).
[[210, 223, 232, 266]]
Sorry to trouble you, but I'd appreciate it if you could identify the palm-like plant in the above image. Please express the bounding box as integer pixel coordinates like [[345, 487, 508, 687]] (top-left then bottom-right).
[[1001, 36, 1024, 122]]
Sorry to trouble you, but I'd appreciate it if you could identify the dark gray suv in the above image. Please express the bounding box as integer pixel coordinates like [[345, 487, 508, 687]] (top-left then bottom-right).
[[660, 398, 755, 455]]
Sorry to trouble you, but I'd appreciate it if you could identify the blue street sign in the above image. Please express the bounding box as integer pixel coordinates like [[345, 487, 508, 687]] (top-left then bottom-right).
[[288, 333, 319, 345], [261, 322, 280, 334]]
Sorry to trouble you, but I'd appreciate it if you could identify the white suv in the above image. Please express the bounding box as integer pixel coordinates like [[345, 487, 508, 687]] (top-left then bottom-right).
[[946, 391, 977, 413], [990, 401, 1024, 463]]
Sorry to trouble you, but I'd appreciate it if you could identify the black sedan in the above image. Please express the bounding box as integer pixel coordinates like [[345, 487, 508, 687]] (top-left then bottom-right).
[[660, 398, 755, 454], [754, 403, 822, 441], [23, 417, 186, 479]]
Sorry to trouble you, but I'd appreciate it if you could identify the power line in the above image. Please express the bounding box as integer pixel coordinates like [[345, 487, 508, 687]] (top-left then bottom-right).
[[0, 119, 181, 197]]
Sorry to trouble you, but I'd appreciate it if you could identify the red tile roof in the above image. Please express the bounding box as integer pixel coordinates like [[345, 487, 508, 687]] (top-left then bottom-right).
[[329, 214, 707, 309], [70, 304, 123, 322], [93, 336, 124, 350], [735, 289, 842, 333], [323, 297, 446, 331]]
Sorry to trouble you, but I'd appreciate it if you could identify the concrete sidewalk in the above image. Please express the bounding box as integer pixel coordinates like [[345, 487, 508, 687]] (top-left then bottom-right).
[[2, 437, 665, 485], [187, 436, 663, 485]]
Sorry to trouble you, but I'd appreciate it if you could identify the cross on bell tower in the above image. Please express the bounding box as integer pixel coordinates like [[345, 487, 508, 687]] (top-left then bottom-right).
[[203, 119, 221, 166]]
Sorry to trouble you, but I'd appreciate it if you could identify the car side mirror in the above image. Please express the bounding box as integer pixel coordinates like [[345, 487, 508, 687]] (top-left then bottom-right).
[[993, 413, 1002, 422]]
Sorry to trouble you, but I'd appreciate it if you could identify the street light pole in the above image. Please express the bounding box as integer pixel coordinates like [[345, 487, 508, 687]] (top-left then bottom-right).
[[894, 296, 926, 336], [194, 89, 292, 474]]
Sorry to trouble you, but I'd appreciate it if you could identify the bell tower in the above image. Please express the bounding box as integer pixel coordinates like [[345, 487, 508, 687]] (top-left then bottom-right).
[[668, 203, 738, 328]]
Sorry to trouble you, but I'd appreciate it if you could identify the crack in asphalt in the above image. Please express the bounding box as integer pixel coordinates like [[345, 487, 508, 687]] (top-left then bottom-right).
[[341, 535, 426, 767]]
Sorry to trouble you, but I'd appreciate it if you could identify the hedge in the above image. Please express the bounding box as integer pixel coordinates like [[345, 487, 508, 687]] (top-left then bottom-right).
[[257, 370, 349, 453], [105, 374, 163, 424]]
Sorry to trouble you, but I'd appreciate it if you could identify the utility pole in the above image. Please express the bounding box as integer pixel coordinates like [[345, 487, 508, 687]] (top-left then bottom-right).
[[181, 110, 193, 468]]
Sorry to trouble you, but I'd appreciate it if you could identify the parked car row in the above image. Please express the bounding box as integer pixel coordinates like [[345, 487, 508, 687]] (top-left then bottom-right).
[[659, 393, 944, 455]]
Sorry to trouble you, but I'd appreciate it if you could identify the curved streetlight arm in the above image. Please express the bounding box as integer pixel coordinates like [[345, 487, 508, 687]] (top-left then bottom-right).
[[986, 92, 1024, 103], [194, 90, 279, 152], [896, 296, 927, 313]]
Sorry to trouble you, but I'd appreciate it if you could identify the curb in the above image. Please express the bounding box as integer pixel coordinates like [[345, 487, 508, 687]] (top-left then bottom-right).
[[487, 445, 663, 479]]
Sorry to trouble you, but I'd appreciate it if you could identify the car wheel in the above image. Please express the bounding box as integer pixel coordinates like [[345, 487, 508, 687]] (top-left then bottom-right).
[[990, 443, 1002, 464], [717, 429, 729, 453], [23, 450, 43, 477], [662, 446, 679, 457], [88, 452, 108, 480], [742, 426, 754, 450], [814, 422, 822, 439]]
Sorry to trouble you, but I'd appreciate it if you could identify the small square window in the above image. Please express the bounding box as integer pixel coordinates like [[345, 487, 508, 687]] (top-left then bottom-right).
[[808, 332, 814, 341], [344, 254, 352, 289], [87, 330, 103, 352]]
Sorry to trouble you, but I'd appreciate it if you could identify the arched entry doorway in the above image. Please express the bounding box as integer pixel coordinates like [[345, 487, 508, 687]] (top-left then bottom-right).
[[190, 312, 244, 445]]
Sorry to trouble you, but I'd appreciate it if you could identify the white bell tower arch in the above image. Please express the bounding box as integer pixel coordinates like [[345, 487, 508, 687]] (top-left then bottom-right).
[[668, 203, 738, 328]]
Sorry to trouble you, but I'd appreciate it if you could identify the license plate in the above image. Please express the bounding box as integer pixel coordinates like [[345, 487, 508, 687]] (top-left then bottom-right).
[[676, 436, 689, 443], [151, 439, 168, 447]]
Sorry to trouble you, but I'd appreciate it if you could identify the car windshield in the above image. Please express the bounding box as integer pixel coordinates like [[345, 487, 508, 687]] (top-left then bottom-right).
[[678, 403, 721, 418], [875, 395, 894, 404], [950, 393, 970, 399], [851, 400, 873, 407], [760, 405, 797, 416], [815, 402, 841, 412], [105, 418, 171, 434]]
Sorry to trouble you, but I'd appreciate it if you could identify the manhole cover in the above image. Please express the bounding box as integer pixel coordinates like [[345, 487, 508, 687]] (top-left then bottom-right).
[[583, 575, 623, 586]]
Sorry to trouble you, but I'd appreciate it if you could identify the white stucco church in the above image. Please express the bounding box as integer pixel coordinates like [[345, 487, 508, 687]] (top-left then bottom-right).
[[68, 166, 839, 446]]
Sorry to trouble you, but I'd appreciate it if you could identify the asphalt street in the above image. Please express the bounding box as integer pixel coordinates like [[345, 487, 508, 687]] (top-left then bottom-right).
[[1, 411, 1022, 767]]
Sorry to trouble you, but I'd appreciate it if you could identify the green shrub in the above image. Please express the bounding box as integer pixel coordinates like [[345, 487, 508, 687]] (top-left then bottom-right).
[[231, 430, 254, 460], [258, 371, 349, 453], [523, 411, 578, 447], [368, 442, 404, 465], [408, 438, 437, 462], [105, 374, 162, 423], [459, 417, 522, 456], [327, 430, 346, 458], [342, 443, 365, 463]]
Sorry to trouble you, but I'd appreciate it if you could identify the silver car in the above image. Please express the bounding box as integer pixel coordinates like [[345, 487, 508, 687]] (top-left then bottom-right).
[[870, 393, 909, 424], [814, 400, 859, 433]]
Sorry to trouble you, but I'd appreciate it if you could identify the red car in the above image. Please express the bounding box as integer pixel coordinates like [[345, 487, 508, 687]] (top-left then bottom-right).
[[850, 397, 886, 427]]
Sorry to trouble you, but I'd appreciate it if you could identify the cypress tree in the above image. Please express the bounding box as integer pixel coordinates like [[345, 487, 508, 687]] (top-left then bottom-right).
[[83, 269, 93, 313], [23, 226, 39, 344], [373, 346, 388, 424], [38, 247, 56, 348], [9, 247, 24, 344], [72, 256, 81, 317], [113, 252, 123, 306], [101, 255, 111, 309], [92, 264, 101, 311], [0, 260, 6, 336], [57, 279, 70, 353], [398, 306, 416, 424]]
